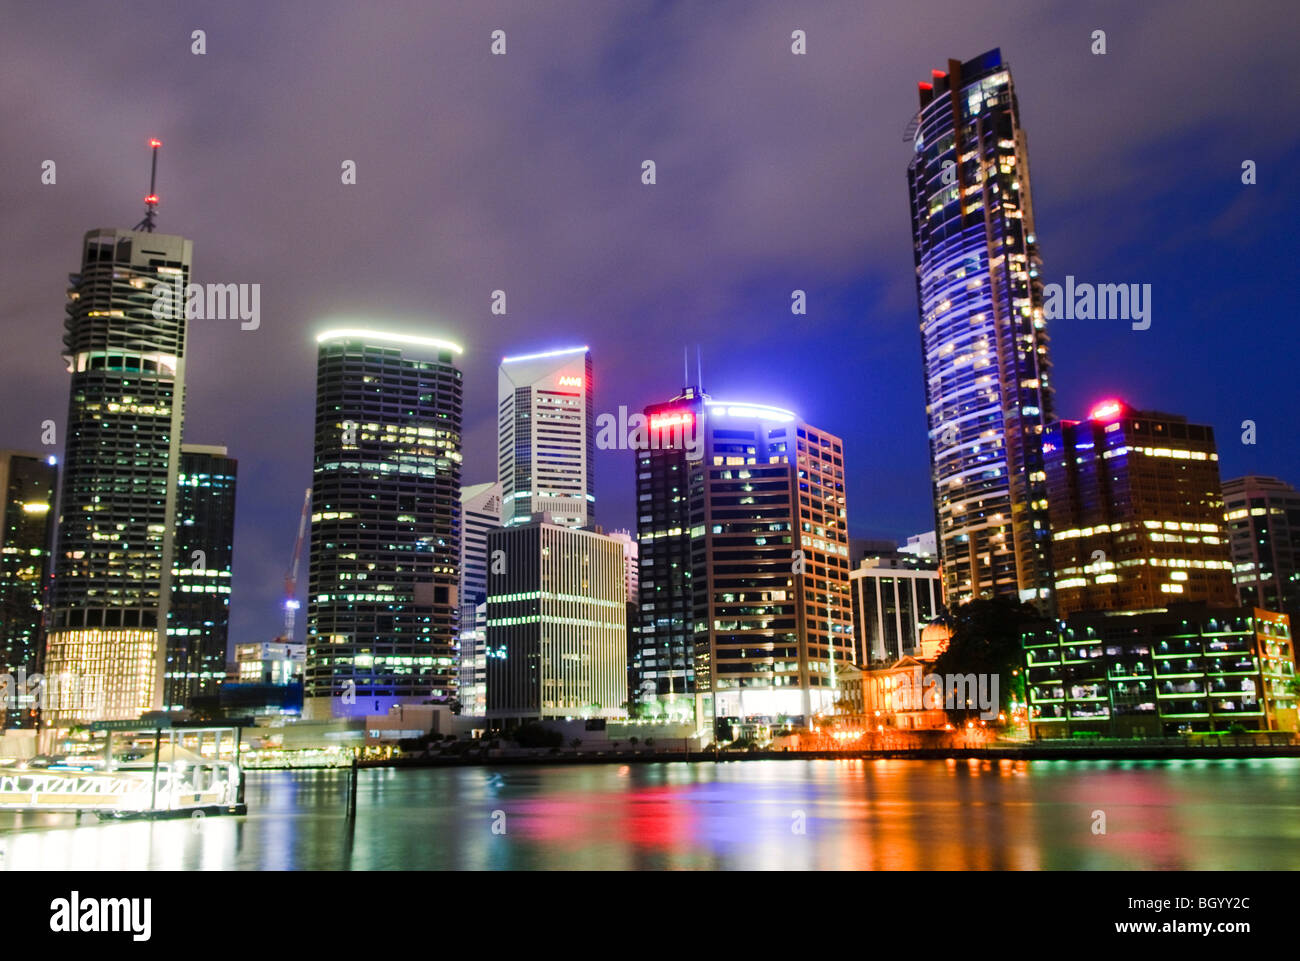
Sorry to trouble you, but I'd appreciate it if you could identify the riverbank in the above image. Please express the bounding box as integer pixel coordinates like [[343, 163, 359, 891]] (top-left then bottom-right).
[[281, 739, 1300, 771]]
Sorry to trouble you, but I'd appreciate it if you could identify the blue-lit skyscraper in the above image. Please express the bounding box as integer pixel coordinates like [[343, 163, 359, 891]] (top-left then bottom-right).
[[907, 48, 1055, 608]]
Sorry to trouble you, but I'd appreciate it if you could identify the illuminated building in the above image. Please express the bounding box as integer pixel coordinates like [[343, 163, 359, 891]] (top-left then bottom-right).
[[1023, 605, 1297, 737], [457, 481, 502, 717], [849, 555, 941, 665], [907, 48, 1055, 607], [498, 346, 594, 528], [165, 444, 236, 709], [304, 329, 463, 720], [0, 451, 57, 727], [1222, 476, 1300, 616], [1044, 399, 1236, 616], [45, 228, 192, 722], [236, 641, 305, 685], [839, 657, 951, 731], [484, 516, 627, 724], [634, 387, 853, 726]]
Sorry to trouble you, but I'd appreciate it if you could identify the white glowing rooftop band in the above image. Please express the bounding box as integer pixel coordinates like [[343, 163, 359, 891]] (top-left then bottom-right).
[[316, 329, 463, 354], [501, 345, 589, 363], [704, 399, 796, 423]]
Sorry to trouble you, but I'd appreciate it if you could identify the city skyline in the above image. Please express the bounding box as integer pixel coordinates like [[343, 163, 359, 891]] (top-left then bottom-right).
[[2, 0, 1297, 653]]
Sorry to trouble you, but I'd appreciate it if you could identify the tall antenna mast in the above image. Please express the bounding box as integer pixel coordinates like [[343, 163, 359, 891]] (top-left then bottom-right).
[[133, 138, 162, 232], [696, 345, 703, 393]]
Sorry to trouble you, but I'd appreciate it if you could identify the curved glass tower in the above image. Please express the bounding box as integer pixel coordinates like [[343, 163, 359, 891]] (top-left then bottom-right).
[[907, 49, 1055, 608], [304, 329, 463, 720]]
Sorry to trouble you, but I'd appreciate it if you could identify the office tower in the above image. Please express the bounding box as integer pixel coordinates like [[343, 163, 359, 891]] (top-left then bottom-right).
[[604, 528, 639, 710], [457, 481, 502, 717], [1044, 399, 1236, 616], [498, 346, 593, 528], [605, 529, 640, 603], [165, 444, 237, 709], [907, 48, 1055, 608], [1223, 476, 1300, 616], [484, 517, 627, 724], [0, 452, 58, 726], [849, 557, 942, 665], [304, 329, 463, 720], [1024, 606, 1297, 737], [45, 228, 192, 722], [634, 389, 852, 726]]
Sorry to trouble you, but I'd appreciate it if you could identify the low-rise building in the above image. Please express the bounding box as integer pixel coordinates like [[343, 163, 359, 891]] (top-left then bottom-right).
[[1023, 605, 1297, 737]]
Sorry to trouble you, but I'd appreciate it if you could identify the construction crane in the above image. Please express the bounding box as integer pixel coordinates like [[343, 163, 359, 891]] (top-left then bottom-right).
[[282, 488, 312, 641]]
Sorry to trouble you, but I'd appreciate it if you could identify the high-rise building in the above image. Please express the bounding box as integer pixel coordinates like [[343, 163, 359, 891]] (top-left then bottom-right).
[[0, 451, 58, 727], [849, 557, 942, 666], [485, 516, 627, 724], [498, 346, 593, 528], [45, 228, 192, 722], [907, 48, 1055, 608], [1044, 399, 1236, 616], [1222, 476, 1300, 616], [304, 329, 463, 720], [165, 444, 237, 709], [634, 388, 853, 727], [457, 481, 502, 717]]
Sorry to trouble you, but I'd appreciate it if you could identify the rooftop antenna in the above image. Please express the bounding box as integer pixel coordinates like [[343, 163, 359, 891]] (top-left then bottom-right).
[[696, 345, 703, 394], [684, 346, 689, 390], [133, 138, 162, 232]]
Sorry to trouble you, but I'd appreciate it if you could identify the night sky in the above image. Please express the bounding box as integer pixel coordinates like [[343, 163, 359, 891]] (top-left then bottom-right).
[[2, 0, 1297, 649]]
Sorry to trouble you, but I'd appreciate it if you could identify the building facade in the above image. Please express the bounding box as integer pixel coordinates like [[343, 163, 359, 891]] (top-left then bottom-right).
[[304, 329, 463, 720], [485, 517, 627, 724], [1222, 476, 1300, 616], [0, 451, 58, 727], [165, 444, 237, 709], [45, 228, 192, 722], [1024, 605, 1297, 737], [498, 346, 593, 528], [849, 557, 942, 666], [457, 481, 502, 717], [907, 48, 1055, 608], [1044, 399, 1236, 616], [634, 389, 853, 728]]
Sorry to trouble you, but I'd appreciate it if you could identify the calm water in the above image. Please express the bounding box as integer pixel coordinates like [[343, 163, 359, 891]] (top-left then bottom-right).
[[3, 758, 1299, 870]]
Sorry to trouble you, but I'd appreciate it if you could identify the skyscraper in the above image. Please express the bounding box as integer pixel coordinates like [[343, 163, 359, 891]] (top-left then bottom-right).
[[45, 227, 192, 722], [498, 346, 593, 528], [0, 451, 58, 727], [907, 48, 1055, 608], [485, 516, 627, 724], [304, 329, 463, 720], [1044, 399, 1236, 616], [634, 388, 852, 726], [849, 556, 942, 665], [457, 480, 502, 717], [1222, 476, 1300, 616], [165, 444, 237, 710]]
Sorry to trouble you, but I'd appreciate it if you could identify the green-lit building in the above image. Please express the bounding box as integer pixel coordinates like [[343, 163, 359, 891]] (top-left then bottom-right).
[[1023, 604, 1297, 737]]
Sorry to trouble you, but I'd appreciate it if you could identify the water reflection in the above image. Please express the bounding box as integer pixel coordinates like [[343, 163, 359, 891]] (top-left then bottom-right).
[[2, 759, 1298, 870]]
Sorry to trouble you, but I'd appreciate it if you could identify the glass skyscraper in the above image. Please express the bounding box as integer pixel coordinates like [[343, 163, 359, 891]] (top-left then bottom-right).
[[304, 329, 463, 720], [457, 480, 502, 717], [634, 388, 853, 727], [0, 451, 58, 727], [907, 48, 1055, 608], [166, 443, 237, 709], [498, 346, 594, 528], [45, 228, 192, 722]]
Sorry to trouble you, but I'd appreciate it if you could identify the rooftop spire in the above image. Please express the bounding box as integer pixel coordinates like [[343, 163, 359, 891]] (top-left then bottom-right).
[[133, 138, 162, 232]]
